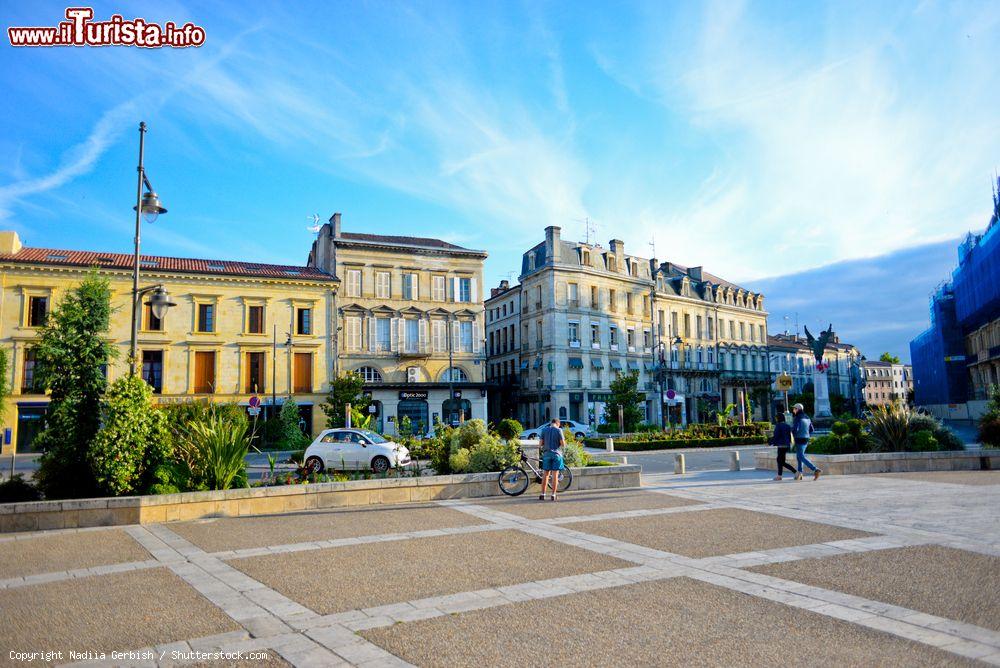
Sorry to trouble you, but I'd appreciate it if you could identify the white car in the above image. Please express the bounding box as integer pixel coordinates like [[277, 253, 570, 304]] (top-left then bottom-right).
[[520, 420, 593, 441], [304, 428, 410, 474]]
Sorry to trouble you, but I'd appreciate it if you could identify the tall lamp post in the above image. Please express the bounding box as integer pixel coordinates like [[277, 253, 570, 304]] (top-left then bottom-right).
[[130, 122, 173, 374]]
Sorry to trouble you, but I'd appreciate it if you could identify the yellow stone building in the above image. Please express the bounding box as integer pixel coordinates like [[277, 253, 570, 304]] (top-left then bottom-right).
[[0, 231, 337, 454], [307, 213, 488, 435]]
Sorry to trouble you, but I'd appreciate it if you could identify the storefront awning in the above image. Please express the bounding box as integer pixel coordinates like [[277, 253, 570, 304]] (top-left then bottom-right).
[[533, 358, 543, 369], [610, 360, 623, 370], [568, 357, 584, 369], [592, 359, 604, 369], [643, 361, 656, 371], [520, 361, 529, 370], [627, 360, 640, 370]]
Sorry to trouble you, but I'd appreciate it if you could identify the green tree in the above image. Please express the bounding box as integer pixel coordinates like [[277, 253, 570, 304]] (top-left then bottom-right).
[[605, 371, 643, 433], [34, 272, 117, 499], [879, 352, 901, 364], [89, 375, 170, 496], [321, 372, 370, 428], [276, 397, 310, 449], [0, 348, 9, 433]]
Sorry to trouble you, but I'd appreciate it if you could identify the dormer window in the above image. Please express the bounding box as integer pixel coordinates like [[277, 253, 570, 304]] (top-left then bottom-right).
[[581, 250, 590, 266], [528, 252, 536, 271], [607, 256, 617, 272]]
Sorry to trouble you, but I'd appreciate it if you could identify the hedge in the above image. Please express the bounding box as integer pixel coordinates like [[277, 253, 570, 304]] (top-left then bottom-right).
[[583, 435, 767, 451]]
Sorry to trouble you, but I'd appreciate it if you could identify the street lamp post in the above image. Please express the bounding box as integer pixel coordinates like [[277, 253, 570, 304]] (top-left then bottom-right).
[[129, 121, 170, 374]]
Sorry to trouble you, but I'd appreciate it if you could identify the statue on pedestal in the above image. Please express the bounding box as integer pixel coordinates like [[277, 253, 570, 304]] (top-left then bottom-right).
[[804, 324, 834, 423]]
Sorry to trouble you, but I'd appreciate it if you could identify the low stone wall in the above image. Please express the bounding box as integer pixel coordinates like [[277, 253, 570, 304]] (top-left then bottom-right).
[[753, 449, 1000, 475], [0, 465, 640, 533]]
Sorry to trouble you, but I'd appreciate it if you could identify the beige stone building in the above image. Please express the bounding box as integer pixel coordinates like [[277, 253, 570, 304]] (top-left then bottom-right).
[[0, 231, 336, 455], [967, 318, 1000, 400], [863, 360, 913, 406], [489, 226, 769, 429], [767, 332, 865, 405], [485, 280, 521, 421], [307, 214, 488, 436]]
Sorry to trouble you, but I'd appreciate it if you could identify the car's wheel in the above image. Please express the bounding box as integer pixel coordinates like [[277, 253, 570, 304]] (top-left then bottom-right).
[[575, 432, 586, 441], [371, 455, 390, 474], [305, 456, 324, 473]]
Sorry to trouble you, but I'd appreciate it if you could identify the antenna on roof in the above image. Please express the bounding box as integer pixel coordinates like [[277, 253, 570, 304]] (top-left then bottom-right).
[[574, 217, 597, 245], [306, 214, 321, 233], [648, 238, 656, 258]]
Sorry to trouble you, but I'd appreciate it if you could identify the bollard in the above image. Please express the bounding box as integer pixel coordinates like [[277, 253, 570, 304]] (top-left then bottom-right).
[[605, 437, 614, 453], [674, 453, 686, 475], [729, 450, 741, 471], [620, 456, 628, 465]]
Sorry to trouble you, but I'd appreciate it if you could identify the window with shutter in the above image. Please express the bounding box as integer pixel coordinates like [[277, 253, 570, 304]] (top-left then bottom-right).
[[293, 353, 312, 393], [194, 351, 216, 393]]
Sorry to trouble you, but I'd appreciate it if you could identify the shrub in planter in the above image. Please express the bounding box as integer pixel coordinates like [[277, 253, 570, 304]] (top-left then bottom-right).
[[807, 434, 842, 455], [563, 440, 587, 467], [467, 436, 520, 473], [978, 409, 1000, 448], [0, 474, 42, 503], [174, 410, 251, 490], [449, 448, 471, 473], [909, 430, 940, 452], [596, 422, 620, 434], [496, 418, 523, 440], [866, 404, 912, 452]]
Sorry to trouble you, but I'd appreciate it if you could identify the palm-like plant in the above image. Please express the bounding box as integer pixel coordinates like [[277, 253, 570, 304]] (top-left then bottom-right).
[[176, 411, 250, 490], [865, 403, 912, 452]]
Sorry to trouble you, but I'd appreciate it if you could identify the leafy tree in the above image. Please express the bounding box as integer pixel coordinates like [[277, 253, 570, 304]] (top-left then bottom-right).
[[34, 273, 117, 499], [89, 374, 170, 496], [321, 372, 370, 428], [605, 371, 644, 433], [879, 352, 901, 364], [276, 397, 310, 449], [0, 348, 9, 449]]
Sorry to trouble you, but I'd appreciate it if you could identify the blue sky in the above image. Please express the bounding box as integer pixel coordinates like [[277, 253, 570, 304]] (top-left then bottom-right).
[[1, 1, 998, 360]]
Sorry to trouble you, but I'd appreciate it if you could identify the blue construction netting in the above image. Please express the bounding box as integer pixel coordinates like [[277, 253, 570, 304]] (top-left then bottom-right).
[[910, 285, 969, 405], [953, 222, 1000, 331]]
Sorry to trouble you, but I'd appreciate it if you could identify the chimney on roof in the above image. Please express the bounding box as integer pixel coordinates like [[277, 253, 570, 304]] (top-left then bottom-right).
[[500, 279, 509, 290], [0, 231, 22, 256], [687, 266, 703, 281], [648, 257, 659, 277], [330, 212, 342, 237], [544, 226, 561, 264], [608, 239, 624, 271]]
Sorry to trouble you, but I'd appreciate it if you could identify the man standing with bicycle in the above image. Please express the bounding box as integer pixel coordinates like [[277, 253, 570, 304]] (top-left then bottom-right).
[[540, 418, 565, 501]]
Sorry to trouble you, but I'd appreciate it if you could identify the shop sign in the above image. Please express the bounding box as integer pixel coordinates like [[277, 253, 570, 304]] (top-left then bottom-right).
[[399, 390, 428, 400]]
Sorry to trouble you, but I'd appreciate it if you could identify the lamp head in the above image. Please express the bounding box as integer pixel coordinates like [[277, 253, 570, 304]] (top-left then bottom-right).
[[146, 286, 176, 320], [135, 191, 167, 223]]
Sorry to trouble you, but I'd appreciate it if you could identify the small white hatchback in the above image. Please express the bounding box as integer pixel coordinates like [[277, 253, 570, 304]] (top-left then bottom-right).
[[303, 428, 410, 474]]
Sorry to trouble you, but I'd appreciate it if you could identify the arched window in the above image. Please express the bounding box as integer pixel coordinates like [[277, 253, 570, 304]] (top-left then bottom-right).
[[442, 367, 468, 382], [355, 366, 383, 383]]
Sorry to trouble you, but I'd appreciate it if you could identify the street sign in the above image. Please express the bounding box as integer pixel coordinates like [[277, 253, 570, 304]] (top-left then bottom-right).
[[665, 389, 676, 400], [776, 374, 793, 391], [247, 406, 261, 417], [248, 395, 261, 408]]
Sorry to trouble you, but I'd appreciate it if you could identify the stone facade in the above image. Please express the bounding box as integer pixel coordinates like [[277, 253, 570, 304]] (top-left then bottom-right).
[[488, 226, 768, 429], [966, 317, 1000, 400], [767, 332, 864, 408], [863, 360, 913, 406], [307, 214, 488, 436], [485, 281, 521, 421], [0, 231, 336, 454]]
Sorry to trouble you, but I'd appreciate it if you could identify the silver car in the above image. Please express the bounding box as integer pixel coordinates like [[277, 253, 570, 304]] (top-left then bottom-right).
[[304, 428, 410, 474]]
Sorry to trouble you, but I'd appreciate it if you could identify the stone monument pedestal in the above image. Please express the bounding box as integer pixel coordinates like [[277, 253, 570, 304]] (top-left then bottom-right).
[[812, 366, 834, 428]]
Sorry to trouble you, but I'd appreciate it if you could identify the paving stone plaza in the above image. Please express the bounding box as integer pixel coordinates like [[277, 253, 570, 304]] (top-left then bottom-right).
[[1, 470, 998, 667]]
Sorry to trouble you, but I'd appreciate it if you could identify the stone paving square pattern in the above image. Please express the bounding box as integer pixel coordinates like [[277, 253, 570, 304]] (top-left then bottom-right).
[[0, 528, 151, 579], [362, 576, 972, 667], [476, 488, 699, 519], [229, 528, 631, 614], [169, 502, 485, 552], [874, 471, 1000, 486], [751, 544, 1000, 632], [0, 568, 239, 661], [570, 507, 873, 558]]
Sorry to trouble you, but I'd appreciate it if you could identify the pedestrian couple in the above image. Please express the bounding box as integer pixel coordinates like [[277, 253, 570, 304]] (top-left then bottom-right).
[[769, 403, 821, 481]]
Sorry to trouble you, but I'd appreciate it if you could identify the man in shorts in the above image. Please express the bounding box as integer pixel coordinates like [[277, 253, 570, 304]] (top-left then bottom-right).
[[539, 418, 566, 501]]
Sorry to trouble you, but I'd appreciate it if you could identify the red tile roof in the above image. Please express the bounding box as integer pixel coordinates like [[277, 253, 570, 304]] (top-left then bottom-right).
[[1, 246, 336, 282]]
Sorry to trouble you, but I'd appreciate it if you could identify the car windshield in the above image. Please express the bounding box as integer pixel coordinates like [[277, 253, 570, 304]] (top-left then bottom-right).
[[359, 430, 388, 444]]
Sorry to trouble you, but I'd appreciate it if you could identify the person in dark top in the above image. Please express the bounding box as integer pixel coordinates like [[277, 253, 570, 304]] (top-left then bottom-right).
[[769, 413, 796, 481], [539, 418, 566, 501]]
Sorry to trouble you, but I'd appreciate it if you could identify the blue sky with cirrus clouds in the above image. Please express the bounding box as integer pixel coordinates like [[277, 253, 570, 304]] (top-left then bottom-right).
[[1, 1, 997, 357]]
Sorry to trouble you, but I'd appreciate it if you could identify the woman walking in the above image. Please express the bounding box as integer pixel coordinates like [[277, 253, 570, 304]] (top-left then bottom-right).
[[792, 403, 821, 480], [769, 413, 796, 480]]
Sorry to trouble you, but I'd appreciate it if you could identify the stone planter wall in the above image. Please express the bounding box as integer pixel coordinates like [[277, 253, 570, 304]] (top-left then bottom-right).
[[753, 449, 1000, 475], [0, 464, 641, 533]]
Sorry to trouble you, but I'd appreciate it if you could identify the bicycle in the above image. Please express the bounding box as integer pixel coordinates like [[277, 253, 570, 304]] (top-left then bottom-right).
[[498, 446, 573, 496]]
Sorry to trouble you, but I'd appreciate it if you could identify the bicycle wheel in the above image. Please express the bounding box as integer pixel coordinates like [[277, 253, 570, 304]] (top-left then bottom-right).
[[556, 466, 573, 493], [499, 465, 530, 496]]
